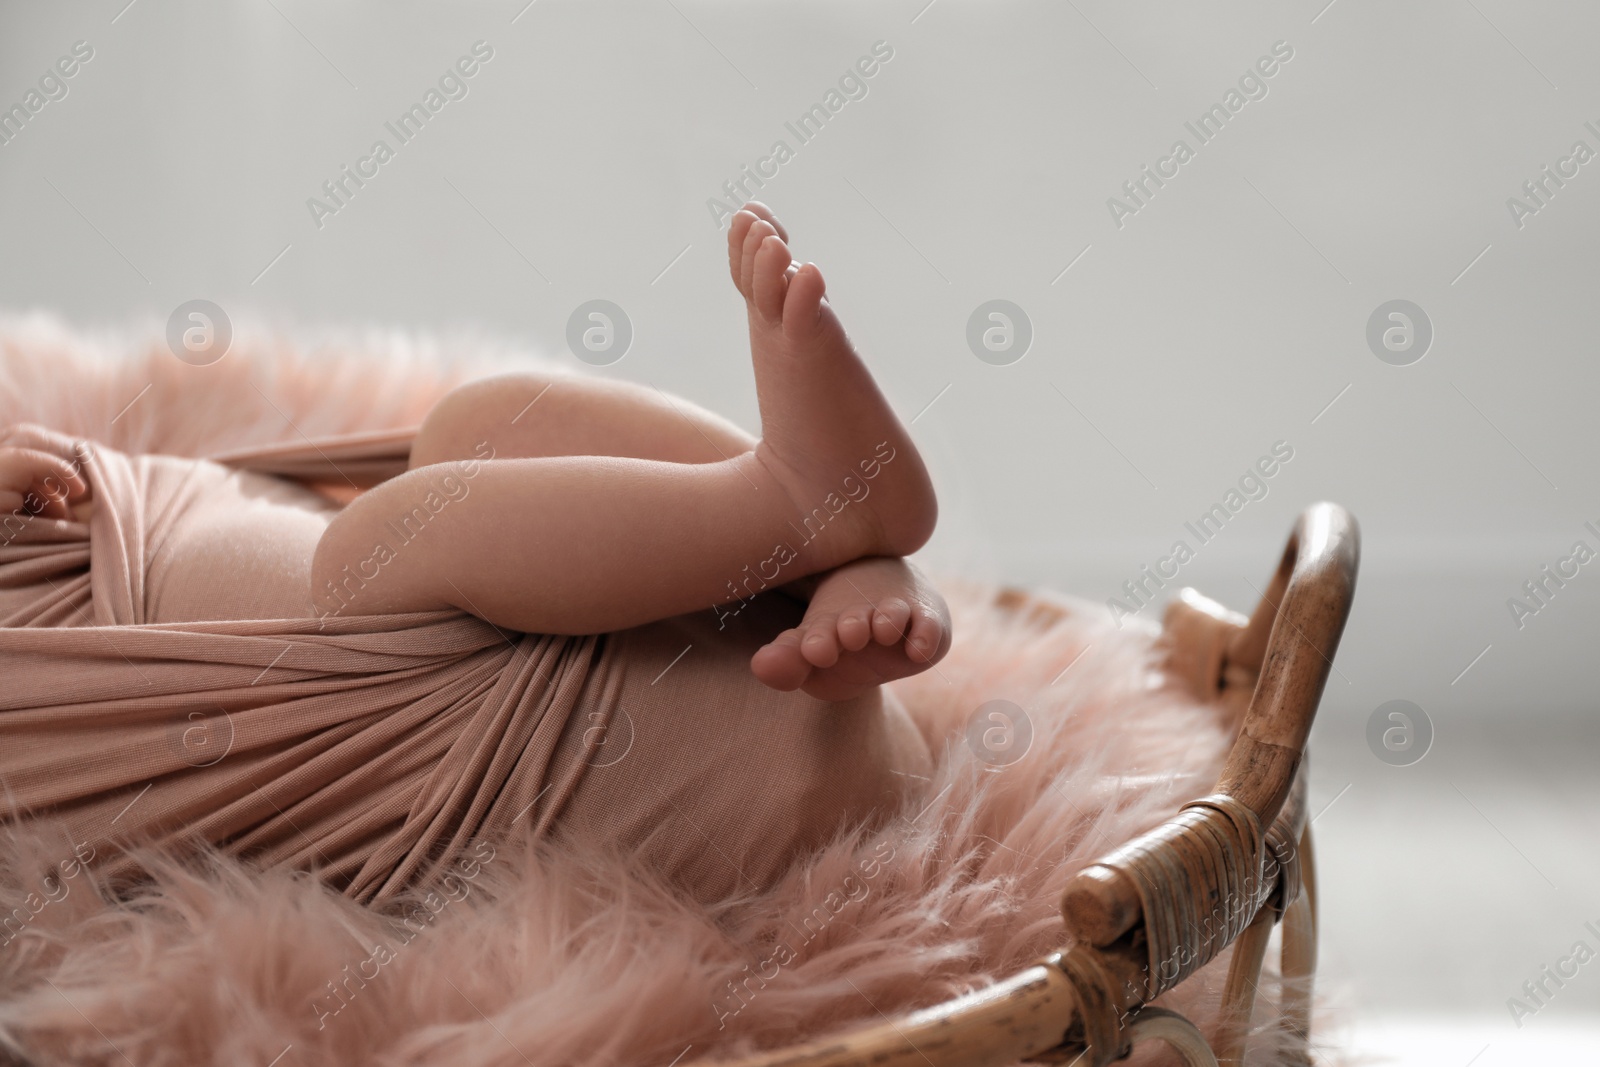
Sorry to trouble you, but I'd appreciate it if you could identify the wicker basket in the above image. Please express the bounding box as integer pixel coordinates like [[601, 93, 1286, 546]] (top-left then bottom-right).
[[688, 502, 1360, 1067]]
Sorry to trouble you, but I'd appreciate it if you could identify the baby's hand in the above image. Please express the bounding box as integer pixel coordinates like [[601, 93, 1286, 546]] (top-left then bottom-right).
[[751, 556, 951, 701], [0, 443, 91, 520]]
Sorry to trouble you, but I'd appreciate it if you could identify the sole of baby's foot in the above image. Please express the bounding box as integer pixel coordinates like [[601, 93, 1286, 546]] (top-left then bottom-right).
[[725, 203, 938, 567], [750, 556, 951, 701]]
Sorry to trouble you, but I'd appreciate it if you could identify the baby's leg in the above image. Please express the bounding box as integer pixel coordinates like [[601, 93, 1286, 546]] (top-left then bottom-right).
[[311, 214, 936, 635], [751, 555, 951, 701], [409, 371, 754, 469], [408, 203, 795, 471]]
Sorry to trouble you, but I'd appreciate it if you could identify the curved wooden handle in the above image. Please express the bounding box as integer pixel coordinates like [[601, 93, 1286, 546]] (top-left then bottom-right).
[[1213, 502, 1359, 821], [1061, 502, 1359, 947], [688, 961, 1081, 1067]]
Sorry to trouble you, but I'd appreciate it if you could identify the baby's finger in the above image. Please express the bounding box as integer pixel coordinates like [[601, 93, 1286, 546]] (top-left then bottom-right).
[[1, 425, 89, 457], [870, 598, 912, 645], [0, 491, 64, 520], [0, 447, 89, 517]]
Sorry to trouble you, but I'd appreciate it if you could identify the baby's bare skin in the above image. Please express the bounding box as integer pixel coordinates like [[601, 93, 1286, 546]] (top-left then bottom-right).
[[0, 425, 90, 520], [723, 206, 950, 698], [754, 555, 951, 701], [309, 201, 950, 697]]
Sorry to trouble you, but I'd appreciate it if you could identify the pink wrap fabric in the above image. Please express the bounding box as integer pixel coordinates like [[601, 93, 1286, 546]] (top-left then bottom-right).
[[0, 422, 929, 906]]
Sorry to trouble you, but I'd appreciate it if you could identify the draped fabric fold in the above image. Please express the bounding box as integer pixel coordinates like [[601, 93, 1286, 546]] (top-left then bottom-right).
[[0, 422, 619, 905]]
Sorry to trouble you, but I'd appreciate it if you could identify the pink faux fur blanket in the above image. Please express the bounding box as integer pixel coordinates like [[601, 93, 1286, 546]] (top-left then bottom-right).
[[0, 316, 1332, 1067]]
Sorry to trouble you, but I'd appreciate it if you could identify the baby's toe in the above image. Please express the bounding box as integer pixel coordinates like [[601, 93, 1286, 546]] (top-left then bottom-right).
[[740, 201, 790, 242], [870, 598, 912, 645], [836, 607, 872, 652], [727, 210, 761, 294], [781, 262, 827, 340], [752, 234, 792, 322], [751, 628, 811, 691], [905, 608, 946, 664], [740, 219, 778, 302], [800, 616, 841, 668]]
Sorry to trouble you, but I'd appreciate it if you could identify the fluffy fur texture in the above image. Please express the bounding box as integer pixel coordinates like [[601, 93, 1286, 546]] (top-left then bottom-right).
[[0, 315, 1337, 1066]]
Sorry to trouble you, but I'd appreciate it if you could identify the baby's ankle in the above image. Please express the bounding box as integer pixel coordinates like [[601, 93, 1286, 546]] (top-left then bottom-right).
[[750, 443, 894, 569]]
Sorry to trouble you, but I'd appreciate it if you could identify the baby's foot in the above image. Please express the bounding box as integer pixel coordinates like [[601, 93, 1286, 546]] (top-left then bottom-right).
[[751, 556, 951, 701], [726, 203, 937, 568]]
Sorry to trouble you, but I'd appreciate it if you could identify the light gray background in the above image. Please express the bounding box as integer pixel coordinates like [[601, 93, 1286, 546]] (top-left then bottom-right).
[[2, 1, 1597, 1060]]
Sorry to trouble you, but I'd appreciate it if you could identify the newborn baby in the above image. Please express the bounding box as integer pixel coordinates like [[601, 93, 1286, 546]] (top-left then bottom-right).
[[0, 202, 950, 903], [311, 201, 953, 701]]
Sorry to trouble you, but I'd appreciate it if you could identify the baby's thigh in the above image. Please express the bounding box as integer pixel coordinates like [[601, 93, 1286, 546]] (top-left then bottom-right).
[[412, 370, 752, 470], [551, 593, 930, 902], [409, 372, 556, 469]]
